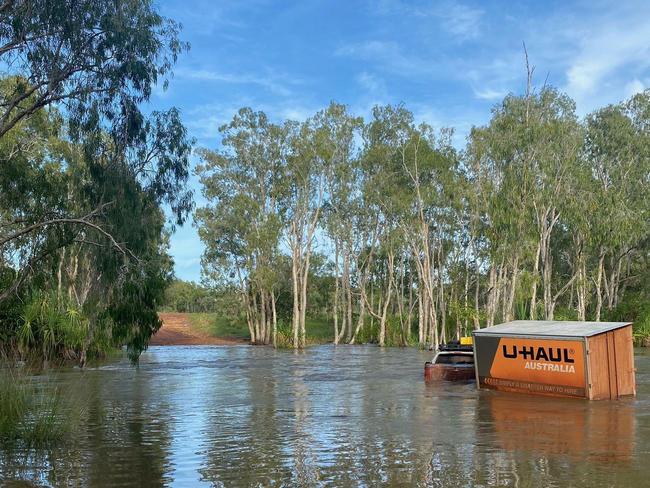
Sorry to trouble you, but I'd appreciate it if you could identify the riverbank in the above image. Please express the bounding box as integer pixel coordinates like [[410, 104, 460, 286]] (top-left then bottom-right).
[[149, 313, 247, 346], [152, 312, 650, 347], [151, 313, 335, 346]]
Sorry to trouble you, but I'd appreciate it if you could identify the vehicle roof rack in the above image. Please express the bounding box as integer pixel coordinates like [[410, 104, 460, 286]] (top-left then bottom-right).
[[438, 341, 473, 352]]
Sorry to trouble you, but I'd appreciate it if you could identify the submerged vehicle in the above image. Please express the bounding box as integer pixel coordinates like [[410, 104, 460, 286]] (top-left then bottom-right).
[[424, 338, 475, 382]]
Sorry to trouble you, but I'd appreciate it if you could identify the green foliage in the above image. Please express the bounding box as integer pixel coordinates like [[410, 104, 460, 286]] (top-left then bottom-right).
[[195, 108, 290, 344], [195, 108, 287, 286], [552, 307, 579, 321], [17, 292, 88, 360], [382, 317, 410, 347], [0, 111, 184, 361], [2, 0, 649, 356], [354, 317, 415, 347], [274, 321, 294, 349], [0, 0, 187, 140], [0, 0, 193, 362], [303, 316, 334, 343], [108, 254, 172, 362], [514, 300, 529, 321], [177, 313, 335, 347], [193, 90, 649, 349], [0, 266, 22, 347], [606, 294, 650, 346], [354, 319, 378, 345], [160, 280, 243, 314]]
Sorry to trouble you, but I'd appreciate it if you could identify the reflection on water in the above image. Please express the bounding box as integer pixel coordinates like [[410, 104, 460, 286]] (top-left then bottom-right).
[[486, 392, 636, 463], [1, 346, 649, 487]]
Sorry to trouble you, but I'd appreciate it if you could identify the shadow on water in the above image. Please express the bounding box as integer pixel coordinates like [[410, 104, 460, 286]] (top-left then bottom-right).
[[0, 346, 648, 487]]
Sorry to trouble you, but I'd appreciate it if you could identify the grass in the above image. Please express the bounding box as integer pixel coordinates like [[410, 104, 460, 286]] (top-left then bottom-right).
[[180, 312, 427, 347], [183, 313, 336, 344], [186, 313, 251, 340], [631, 305, 650, 346], [0, 367, 82, 447]]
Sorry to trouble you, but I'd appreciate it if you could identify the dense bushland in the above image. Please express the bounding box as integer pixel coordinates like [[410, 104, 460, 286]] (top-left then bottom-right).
[[0, 0, 192, 363]]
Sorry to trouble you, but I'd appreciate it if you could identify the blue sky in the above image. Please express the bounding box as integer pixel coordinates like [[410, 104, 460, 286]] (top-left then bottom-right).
[[148, 0, 650, 282]]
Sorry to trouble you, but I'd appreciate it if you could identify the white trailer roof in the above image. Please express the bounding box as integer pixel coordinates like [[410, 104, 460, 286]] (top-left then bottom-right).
[[473, 320, 632, 338]]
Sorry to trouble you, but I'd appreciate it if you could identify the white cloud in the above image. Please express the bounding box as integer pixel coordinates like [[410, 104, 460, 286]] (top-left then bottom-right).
[[175, 67, 297, 97], [472, 87, 508, 101], [185, 113, 228, 143], [561, 8, 650, 111], [337, 40, 398, 60], [373, 0, 483, 40], [412, 106, 445, 130], [184, 99, 321, 145], [160, 1, 252, 35], [336, 40, 439, 78], [347, 73, 390, 121], [278, 107, 314, 121], [438, 1, 650, 114], [183, 98, 266, 145], [411, 104, 484, 149], [434, 1, 483, 40], [356, 72, 387, 96], [625, 78, 646, 98]]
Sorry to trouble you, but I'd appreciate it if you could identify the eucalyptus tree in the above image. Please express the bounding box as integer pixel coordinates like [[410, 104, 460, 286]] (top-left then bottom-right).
[[360, 105, 458, 347], [284, 103, 361, 348], [0, 79, 69, 298], [196, 108, 288, 345], [462, 128, 494, 328], [402, 125, 458, 347], [0, 93, 192, 361], [320, 105, 363, 344], [584, 92, 650, 319], [0, 0, 185, 139], [562, 158, 596, 321], [0, 0, 190, 251], [524, 90, 583, 320], [360, 105, 412, 345], [0, 0, 192, 359], [188, 86, 649, 347], [470, 88, 583, 321], [466, 107, 532, 327]]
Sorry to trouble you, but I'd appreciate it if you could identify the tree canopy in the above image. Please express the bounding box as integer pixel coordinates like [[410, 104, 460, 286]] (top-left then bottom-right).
[[197, 89, 650, 348], [0, 0, 192, 362]]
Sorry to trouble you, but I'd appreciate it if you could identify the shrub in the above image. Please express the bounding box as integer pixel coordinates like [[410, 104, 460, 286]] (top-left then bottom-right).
[[17, 292, 88, 361], [274, 321, 294, 348], [607, 294, 650, 347]]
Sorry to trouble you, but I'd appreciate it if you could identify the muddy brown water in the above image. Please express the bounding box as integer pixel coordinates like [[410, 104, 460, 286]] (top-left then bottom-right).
[[1, 346, 649, 487]]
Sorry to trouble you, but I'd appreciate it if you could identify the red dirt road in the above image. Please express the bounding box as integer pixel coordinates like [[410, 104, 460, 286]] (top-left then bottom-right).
[[150, 313, 246, 346]]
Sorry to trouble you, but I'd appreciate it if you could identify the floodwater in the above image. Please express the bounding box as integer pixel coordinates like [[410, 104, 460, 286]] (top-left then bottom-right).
[[1, 346, 649, 487]]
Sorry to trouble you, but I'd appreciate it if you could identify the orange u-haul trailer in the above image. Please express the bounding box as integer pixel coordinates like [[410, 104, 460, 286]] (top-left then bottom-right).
[[473, 321, 635, 400]]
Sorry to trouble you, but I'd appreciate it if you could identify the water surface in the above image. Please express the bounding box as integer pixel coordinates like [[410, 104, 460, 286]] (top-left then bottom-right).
[[1, 345, 649, 487]]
